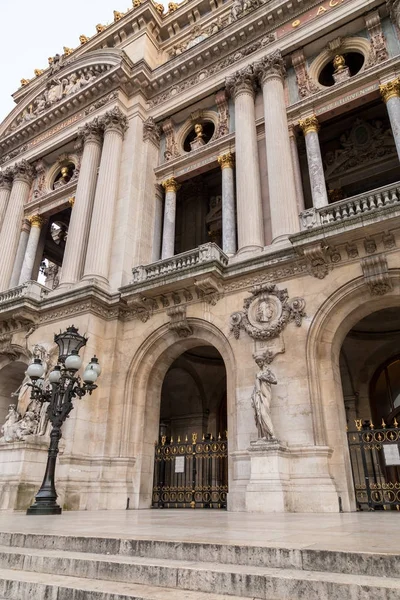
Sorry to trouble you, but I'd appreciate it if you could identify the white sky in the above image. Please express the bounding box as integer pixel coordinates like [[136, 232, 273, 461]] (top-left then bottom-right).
[[0, 0, 167, 124]]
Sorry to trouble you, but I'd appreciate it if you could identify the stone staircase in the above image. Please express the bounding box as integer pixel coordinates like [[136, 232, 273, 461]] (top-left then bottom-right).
[[0, 531, 399, 599]]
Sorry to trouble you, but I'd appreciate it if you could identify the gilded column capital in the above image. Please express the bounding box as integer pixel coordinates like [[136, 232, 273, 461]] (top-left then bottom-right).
[[162, 177, 181, 193], [226, 65, 257, 99], [254, 50, 286, 85], [380, 78, 400, 102], [299, 115, 320, 135], [11, 160, 35, 184], [28, 214, 44, 228], [0, 168, 13, 190], [143, 117, 162, 146], [68, 196, 75, 207], [78, 118, 103, 145], [218, 152, 235, 169], [100, 107, 128, 136]]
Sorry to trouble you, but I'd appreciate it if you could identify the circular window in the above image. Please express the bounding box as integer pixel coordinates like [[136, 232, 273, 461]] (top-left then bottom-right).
[[318, 52, 365, 87], [52, 163, 75, 189], [183, 122, 215, 152]]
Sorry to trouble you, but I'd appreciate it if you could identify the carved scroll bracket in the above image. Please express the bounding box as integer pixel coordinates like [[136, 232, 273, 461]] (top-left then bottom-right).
[[303, 243, 332, 279], [361, 254, 393, 296], [167, 305, 193, 338]]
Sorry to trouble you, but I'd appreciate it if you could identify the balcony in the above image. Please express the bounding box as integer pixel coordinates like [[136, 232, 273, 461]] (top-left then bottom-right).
[[300, 182, 400, 231]]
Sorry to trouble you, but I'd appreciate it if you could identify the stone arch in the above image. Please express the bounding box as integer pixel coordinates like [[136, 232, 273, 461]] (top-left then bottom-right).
[[306, 270, 400, 510], [122, 318, 237, 509]]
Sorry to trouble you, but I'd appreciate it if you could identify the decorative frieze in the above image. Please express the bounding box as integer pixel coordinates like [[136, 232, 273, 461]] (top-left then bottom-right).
[[230, 283, 306, 340], [361, 254, 392, 296], [230, 0, 261, 22]]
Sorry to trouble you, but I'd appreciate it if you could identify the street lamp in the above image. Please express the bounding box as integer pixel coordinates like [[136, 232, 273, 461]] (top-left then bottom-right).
[[26, 325, 101, 515]]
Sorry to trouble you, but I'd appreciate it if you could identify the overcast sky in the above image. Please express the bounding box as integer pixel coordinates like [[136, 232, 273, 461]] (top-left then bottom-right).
[[0, 0, 167, 124]]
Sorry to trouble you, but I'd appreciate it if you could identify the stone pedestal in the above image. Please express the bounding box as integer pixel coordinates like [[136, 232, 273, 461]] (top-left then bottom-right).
[[333, 66, 351, 84], [246, 440, 290, 512]]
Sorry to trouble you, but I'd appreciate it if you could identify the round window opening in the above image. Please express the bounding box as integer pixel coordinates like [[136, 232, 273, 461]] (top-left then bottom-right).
[[53, 163, 75, 190], [318, 52, 364, 87], [183, 121, 215, 152]]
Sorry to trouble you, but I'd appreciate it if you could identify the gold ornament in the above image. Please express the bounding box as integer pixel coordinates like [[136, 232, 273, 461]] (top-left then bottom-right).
[[333, 54, 346, 73], [79, 34, 89, 45], [68, 196, 75, 207], [299, 115, 320, 135], [63, 46, 74, 56], [168, 2, 179, 11], [380, 79, 400, 103], [218, 152, 234, 170], [132, 0, 142, 6], [96, 24, 106, 33], [153, 2, 164, 14], [29, 215, 44, 228], [34, 69, 44, 77], [113, 10, 124, 21], [20, 79, 30, 86], [162, 177, 180, 193]]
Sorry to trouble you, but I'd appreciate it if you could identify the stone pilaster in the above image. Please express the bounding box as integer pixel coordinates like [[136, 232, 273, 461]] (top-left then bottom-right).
[[288, 126, 305, 213], [299, 115, 328, 209], [19, 215, 44, 284], [0, 160, 34, 291], [386, 0, 400, 28], [161, 177, 181, 259], [226, 66, 264, 252], [59, 119, 103, 287], [9, 219, 31, 288], [380, 78, 400, 161], [0, 169, 13, 229], [83, 108, 128, 285], [218, 152, 237, 255], [254, 51, 299, 243]]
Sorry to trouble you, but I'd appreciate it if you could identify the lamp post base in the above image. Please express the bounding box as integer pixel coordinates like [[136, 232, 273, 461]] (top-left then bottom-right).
[[26, 502, 62, 515]]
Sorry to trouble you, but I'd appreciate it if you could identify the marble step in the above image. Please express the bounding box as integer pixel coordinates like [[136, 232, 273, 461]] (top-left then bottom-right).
[[0, 531, 399, 579], [0, 567, 252, 600], [0, 545, 399, 600]]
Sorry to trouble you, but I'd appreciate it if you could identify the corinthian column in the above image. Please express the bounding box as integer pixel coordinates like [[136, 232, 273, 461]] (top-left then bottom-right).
[[161, 177, 180, 259], [254, 52, 299, 243], [9, 219, 30, 288], [19, 215, 44, 284], [226, 66, 264, 252], [218, 152, 237, 255], [299, 115, 328, 209], [0, 160, 34, 291], [0, 169, 13, 230], [59, 120, 103, 287], [380, 78, 400, 160], [83, 108, 128, 285]]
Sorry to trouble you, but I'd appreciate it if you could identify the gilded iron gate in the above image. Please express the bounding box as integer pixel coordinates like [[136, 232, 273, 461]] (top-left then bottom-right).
[[152, 433, 228, 509], [347, 418, 400, 510]]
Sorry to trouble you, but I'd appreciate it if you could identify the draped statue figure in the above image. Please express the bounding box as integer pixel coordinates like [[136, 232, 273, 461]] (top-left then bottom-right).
[[251, 355, 277, 440]]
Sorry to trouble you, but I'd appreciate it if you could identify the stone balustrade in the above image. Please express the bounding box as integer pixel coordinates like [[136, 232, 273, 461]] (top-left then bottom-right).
[[0, 281, 49, 307], [131, 243, 229, 284], [300, 182, 400, 230]]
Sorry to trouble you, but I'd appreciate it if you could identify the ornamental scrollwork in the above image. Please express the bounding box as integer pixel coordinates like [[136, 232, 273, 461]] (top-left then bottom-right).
[[230, 284, 306, 340]]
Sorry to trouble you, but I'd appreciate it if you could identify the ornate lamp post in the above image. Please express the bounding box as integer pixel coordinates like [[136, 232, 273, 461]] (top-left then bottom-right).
[[26, 325, 101, 515]]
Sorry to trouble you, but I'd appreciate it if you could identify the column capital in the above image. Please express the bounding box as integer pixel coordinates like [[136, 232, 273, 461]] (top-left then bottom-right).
[[0, 168, 13, 191], [68, 196, 75, 207], [11, 160, 35, 184], [21, 218, 31, 234], [254, 50, 286, 85], [162, 177, 181, 193], [218, 152, 235, 169], [143, 117, 162, 146], [78, 118, 103, 145], [299, 115, 320, 135], [226, 65, 257, 99], [28, 214, 44, 228], [380, 78, 400, 102], [387, 0, 400, 28], [100, 107, 128, 136]]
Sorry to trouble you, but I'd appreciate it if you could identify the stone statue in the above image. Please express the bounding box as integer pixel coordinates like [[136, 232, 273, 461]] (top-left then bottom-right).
[[63, 73, 82, 97], [45, 79, 63, 105], [15, 411, 39, 440], [256, 299, 273, 323], [251, 356, 277, 440], [0, 405, 21, 442]]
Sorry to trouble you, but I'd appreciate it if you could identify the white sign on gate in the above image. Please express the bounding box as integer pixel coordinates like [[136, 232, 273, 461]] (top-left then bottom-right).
[[175, 456, 185, 473], [383, 444, 400, 466]]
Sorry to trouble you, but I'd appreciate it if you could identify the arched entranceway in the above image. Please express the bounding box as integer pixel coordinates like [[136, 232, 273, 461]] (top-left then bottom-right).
[[153, 346, 228, 509], [341, 307, 400, 510], [122, 321, 236, 511]]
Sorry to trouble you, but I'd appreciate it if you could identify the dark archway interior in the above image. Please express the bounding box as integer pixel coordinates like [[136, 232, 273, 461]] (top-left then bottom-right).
[[159, 345, 227, 442]]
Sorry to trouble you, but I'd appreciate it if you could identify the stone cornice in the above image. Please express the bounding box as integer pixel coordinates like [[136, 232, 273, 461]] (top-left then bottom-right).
[[25, 180, 77, 217]]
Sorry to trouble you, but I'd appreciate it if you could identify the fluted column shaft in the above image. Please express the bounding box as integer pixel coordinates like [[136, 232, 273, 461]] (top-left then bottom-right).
[[0, 161, 34, 290], [0, 171, 13, 231], [380, 79, 400, 160], [19, 215, 44, 284], [226, 67, 264, 251], [299, 115, 328, 209], [9, 219, 30, 288], [218, 152, 237, 255], [152, 186, 164, 262], [83, 109, 127, 284], [60, 122, 103, 286], [288, 126, 305, 213], [161, 178, 180, 259], [255, 53, 299, 243]]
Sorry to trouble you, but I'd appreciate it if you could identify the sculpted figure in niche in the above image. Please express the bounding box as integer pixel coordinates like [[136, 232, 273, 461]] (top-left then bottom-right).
[[251, 356, 277, 440], [45, 79, 63, 105], [256, 299, 273, 323], [333, 54, 346, 73], [63, 73, 82, 96], [0, 405, 21, 442]]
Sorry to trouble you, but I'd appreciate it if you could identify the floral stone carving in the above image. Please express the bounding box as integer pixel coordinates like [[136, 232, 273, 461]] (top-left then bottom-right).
[[230, 284, 306, 340]]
